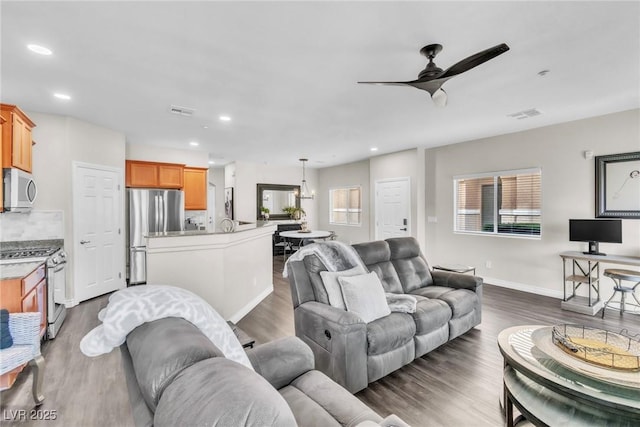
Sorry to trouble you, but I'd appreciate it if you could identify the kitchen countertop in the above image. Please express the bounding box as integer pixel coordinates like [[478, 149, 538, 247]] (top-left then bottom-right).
[[0, 239, 64, 251], [0, 261, 44, 280], [146, 221, 272, 238]]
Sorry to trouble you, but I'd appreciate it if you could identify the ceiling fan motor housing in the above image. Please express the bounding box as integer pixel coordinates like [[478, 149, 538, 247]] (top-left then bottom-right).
[[418, 44, 444, 79]]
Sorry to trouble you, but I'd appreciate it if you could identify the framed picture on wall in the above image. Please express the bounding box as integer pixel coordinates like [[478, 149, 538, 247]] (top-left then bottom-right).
[[224, 187, 234, 219], [596, 151, 640, 218]]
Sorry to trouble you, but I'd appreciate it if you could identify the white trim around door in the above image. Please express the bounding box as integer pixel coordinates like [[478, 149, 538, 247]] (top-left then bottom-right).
[[72, 161, 126, 304], [374, 177, 411, 241]]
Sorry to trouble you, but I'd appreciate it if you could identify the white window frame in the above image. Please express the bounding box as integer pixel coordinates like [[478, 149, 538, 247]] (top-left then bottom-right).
[[329, 185, 362, 226], [453, 167, 542, 239]]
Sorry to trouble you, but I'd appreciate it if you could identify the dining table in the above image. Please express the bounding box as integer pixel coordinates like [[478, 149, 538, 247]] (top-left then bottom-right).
[[278, 230, 332, 259]]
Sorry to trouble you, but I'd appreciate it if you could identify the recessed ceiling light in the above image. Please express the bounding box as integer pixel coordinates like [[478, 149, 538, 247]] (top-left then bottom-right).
[[219, 115, 231, 122], [53, 93, 71, 100], [189, 141, 199, 146], [27, 44, 52, 55], [370, 147, 378, 152], [203, 125, 209, 129], [208, 160, 215, 165]]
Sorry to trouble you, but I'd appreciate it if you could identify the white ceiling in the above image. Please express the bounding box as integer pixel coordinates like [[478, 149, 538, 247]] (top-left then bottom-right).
[[2, 1, 639, 168]]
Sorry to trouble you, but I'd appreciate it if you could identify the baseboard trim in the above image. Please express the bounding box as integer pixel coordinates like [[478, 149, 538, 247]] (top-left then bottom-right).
[[483, 277, 563, 300], [228, 285, 274, 323]]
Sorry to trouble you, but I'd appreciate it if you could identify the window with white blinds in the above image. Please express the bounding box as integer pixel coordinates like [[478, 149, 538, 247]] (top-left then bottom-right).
[[330, 186, 362, 226], [454, 168, 541, 237]]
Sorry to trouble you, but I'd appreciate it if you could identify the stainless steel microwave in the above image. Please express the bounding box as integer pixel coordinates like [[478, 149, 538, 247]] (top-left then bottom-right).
[[3, 168, 37, 211]]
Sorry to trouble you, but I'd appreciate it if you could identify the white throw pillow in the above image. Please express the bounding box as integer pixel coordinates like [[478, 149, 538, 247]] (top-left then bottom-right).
[[338, 272, 391, 323], [320, 265, 367, 309]]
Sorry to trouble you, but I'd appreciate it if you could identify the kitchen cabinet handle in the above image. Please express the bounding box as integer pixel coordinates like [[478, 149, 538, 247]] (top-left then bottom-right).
[[80, 240, 90, 244]]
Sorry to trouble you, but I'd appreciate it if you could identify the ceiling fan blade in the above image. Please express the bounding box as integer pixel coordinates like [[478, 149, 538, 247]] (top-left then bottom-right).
[[439, 43, 509, 79], [357, 81, 414, 87], [406, 77, 449, 95]]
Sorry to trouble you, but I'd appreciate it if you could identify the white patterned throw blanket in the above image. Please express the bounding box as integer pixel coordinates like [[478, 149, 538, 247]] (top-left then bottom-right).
[[79, 285, 253, 370], [282, 241, 367, 278]]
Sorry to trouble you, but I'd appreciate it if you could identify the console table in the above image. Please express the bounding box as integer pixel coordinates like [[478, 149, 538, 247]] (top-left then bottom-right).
[[559, 251, 640, 316], [498, 325, 640, 427]]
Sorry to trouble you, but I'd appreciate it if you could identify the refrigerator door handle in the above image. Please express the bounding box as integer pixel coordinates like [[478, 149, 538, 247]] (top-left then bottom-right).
[[154, 195, 160, 232], [160, 195, 165, 232]]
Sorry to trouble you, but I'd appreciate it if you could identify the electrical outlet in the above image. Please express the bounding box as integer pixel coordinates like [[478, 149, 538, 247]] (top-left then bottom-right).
[[485, 260, 492, 269]]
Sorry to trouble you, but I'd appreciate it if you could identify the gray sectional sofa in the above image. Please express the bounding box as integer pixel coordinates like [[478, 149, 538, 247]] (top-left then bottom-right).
[[286, 237, 482, 393], [121, 317, 405, 427]]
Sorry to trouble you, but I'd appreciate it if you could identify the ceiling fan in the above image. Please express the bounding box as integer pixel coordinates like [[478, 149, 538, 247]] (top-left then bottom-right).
[[358, 43, 510, 107]]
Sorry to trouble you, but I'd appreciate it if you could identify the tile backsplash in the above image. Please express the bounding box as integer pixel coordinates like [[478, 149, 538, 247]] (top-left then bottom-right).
[[185, 210, 208, 229], [0, 210, 64, 242]]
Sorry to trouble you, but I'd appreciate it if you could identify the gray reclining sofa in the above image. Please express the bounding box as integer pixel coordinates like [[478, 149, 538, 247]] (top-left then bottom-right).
[[286, 237, 482, 393], [121, 317, 403, 427]]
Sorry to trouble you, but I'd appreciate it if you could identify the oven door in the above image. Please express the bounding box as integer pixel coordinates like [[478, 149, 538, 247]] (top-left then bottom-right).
[[49, 262, 67, 306]]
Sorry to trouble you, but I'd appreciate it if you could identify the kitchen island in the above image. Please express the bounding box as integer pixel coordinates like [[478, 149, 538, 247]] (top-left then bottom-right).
[[145, 223, 277, 322]]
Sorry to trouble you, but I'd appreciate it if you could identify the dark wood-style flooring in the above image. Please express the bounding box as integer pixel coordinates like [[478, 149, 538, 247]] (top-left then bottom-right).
[[2, 257, 639, 426]]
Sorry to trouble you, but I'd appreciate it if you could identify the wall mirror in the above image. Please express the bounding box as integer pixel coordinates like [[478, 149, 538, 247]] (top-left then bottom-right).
[[596, 151, 640, 218], [257, 183, 300, 220]]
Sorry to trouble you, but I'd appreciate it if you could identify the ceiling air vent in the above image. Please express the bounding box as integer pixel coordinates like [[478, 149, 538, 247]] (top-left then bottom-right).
[[507, 108, 542, 120], [169, 105, 196, 117]]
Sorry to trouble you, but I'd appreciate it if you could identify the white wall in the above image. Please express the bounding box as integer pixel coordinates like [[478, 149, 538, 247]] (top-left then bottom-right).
[[209, 167, 226, 227], [28, 112, 126, 302], [370, 149, 424, 248], [126, 143, 209, 167], [228, 161, 318, 228], [316, 159, 371, 244], [424, 109, 640, 300], [314, 150, 425, 245]]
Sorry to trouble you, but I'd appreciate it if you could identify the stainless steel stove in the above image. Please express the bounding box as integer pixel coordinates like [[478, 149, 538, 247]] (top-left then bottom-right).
[[0, 247, 59, 262], [0, 245, 68, 339]]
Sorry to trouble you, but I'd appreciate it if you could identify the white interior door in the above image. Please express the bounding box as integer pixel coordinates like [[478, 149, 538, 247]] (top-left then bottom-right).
[[375, 178, 411, 240], [207, 183, 216, 231], [73, 162, 125, 302]]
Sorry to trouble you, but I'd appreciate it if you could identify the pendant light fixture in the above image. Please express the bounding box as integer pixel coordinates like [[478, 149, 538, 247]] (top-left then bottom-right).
[[297, 158, 314, 200]]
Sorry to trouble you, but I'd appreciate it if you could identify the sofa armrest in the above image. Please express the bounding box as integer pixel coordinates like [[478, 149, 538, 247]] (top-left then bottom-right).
[[294, 302, 369, 393], [432, 270, 482, 292], [298, 301, 366, 328], [246, 336, 314, 390]]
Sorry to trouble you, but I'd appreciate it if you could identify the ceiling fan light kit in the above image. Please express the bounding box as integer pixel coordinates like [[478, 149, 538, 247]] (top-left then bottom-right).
[[358, 42, 510, 106]]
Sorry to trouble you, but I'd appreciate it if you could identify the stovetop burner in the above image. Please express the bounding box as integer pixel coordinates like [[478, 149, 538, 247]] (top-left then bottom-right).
[[0, 247, 59, 260]]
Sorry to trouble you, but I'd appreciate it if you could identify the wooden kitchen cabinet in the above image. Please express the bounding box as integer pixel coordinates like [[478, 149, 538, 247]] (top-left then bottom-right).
[[0, 263, 47, 337], [126, 160, 184, 188], [0, 114, 5, 212], [0, 103, 36, 173], [158, 163, 185, 188], [0, 263, 46, 390], [184, 167, 208, 210]]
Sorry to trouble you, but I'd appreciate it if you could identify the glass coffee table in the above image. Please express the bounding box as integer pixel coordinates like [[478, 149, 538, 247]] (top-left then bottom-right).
[[497, 325, 640, 426]]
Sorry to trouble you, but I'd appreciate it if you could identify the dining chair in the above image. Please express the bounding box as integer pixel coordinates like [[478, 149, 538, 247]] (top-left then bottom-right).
[[0, 312, 45, 405]]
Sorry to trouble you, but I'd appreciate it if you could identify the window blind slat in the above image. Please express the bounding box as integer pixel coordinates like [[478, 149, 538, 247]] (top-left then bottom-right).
[[455, 170, 541, 237]]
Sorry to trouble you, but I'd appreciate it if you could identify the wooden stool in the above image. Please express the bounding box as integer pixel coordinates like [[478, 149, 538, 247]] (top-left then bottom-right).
[[601, 269, 640, 318]]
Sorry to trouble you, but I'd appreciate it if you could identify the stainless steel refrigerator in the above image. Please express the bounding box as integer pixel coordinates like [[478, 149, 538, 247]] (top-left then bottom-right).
[[127, 189, 184, 284]]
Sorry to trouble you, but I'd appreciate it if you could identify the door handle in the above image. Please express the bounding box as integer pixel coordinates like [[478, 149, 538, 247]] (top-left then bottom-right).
[[400, 228, 407, 231], [80, 240, 90, 245]]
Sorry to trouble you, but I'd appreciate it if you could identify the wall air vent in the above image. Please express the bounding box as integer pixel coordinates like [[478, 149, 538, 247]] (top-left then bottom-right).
[[507, 108, 542, 120], [169, 105, 196, 117]]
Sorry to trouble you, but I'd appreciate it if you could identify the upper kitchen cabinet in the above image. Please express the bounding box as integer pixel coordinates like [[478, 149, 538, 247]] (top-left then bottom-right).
[[126, 160, 184, 189], [0, 114, 4, 212], [0, 104, 36, 173], [183, 167, 208, 210]]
